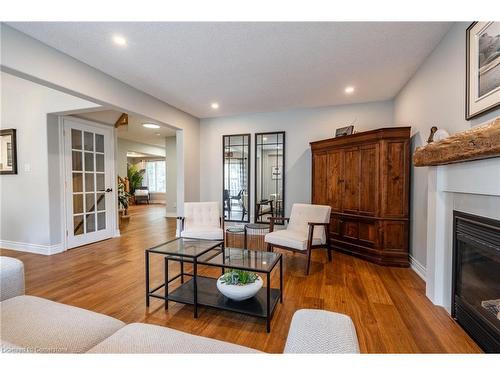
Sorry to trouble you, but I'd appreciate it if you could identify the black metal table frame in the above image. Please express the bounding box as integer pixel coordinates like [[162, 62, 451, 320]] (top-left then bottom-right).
[[145, 238, 283, 332]]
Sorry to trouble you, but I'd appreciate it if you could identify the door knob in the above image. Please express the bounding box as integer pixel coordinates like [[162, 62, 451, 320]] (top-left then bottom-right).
[[105, 188, 113, 193]]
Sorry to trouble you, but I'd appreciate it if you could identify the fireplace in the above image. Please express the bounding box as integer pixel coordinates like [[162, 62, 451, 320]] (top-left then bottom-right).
[[452, 211, 500, 352]]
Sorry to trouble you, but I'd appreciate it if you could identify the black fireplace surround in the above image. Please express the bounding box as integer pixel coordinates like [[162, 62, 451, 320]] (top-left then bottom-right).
[[452, 211, 500, 353]]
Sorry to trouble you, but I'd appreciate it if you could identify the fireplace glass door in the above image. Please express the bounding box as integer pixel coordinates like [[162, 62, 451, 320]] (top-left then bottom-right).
[[453, 211, 500, 352]]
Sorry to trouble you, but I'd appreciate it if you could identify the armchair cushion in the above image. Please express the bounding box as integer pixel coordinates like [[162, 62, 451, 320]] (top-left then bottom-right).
[[287, 204, 331, 243], [265, 230, 323, 251], [184, 202, 220, 228], [181, 227, 224, 240], [134, 189, 149, 197], [181, 202, 223, 240]]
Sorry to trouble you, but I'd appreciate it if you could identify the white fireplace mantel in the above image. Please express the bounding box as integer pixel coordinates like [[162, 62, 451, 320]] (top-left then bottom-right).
[[425, 157, 500, 312]]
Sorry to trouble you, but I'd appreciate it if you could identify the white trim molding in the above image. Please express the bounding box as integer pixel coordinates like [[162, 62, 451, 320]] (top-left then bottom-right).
[[0, 240, 64, 256], [409, 255, 426, 281]]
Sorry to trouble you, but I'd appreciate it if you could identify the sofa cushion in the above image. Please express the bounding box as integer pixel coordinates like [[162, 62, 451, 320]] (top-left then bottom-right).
[[284, 309, 360, 353], [181, 227, 224, 240], [0, 296, 125, 353], [88, 323, 260, 353], [0, 257, 25, 302], [265, 229, 323, 250]]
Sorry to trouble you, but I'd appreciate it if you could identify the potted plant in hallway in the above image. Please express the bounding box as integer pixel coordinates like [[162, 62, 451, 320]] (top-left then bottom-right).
[[216, 269, 263, 301], [127, 163, 145, 205], [118, 180, 131, 225]]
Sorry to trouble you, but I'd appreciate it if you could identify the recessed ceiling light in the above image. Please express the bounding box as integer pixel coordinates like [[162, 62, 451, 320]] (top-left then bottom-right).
[[155, 133, 161, 136], [211, 102, 219, 109], [345, 86, 355, 94], [143, 123, 160, 129], [112, 35, 127, 46]]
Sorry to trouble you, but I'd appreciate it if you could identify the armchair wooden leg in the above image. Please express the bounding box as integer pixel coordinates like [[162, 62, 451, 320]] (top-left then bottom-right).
[[306, 248, 312, 275], [267, 243, 273, 252], [328, 248, 333, 262]]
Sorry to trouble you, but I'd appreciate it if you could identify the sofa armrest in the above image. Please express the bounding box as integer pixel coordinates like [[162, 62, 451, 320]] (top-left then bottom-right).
[[284, 309, 360, 353], [0, 257, 25, 301]]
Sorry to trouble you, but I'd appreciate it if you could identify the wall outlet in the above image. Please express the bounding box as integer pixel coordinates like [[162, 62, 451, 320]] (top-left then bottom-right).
[[24, 163, 31, 172]]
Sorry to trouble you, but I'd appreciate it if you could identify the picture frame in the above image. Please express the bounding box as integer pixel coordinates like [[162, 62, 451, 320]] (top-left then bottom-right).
[[271, 166, 281, 180], [335, 125, 354, 137], [0, 129, 18, 175], [466, 22, 500, 120]]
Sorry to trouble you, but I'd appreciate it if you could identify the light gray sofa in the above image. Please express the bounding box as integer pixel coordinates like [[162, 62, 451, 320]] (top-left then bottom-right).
[[0, 256, 359, 353]]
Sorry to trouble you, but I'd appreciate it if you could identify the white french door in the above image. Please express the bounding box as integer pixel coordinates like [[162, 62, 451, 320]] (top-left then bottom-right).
[[63, 117, 116, 249]]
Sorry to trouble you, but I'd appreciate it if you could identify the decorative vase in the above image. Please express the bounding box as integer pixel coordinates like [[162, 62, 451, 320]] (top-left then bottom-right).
[[216, 275, 263, 301]]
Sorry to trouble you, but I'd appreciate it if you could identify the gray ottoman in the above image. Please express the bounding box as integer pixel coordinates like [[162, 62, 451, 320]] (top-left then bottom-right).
[[284, 309, 360, 353], [0, 256, 25, 302]]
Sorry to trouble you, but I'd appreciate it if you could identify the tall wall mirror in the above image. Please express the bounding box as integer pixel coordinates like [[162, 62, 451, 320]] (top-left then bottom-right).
[[255, 132, 285, 223], [223, 134, 250, 222]]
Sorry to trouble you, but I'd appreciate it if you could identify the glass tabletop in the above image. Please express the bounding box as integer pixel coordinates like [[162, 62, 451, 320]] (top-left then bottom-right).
[[147, 237, 223, 258], [200, 247, 280, 272]]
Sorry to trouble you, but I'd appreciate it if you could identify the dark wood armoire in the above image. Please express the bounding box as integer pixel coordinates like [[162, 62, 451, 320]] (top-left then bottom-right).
[[310, 127, 411, 267]]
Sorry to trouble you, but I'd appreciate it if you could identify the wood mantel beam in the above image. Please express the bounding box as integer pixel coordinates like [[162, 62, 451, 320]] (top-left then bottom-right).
[[413, 118, 500, 167]]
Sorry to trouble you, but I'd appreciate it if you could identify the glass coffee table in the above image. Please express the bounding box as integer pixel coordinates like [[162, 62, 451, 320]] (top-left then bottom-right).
[[145, 237, 283, 332]]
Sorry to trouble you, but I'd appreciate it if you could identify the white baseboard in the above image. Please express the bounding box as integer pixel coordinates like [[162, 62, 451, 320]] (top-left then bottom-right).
[[165, 211, 177, 218], [0, 240, 64, 256], [410, 255, 426, 281]]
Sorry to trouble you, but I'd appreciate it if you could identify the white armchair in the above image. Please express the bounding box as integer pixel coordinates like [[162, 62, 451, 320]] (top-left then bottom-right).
[[265, 203, 332, 275], [178, 202, 224, 240]]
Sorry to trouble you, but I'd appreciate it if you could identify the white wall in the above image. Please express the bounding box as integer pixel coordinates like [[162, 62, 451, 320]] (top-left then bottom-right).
[[165, 136, 177, 216], [0, 72, 98, 252], [116, 138, 165, 178], [1, 24, 200, 216], [200, 101, 394, 220], [394, 22, 500, 270]]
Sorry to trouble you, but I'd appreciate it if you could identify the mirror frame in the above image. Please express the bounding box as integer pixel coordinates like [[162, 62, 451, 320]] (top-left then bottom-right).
[[254, 131, 285, 224], [222, 133, 251, 223], [0, 128, 18, 175]]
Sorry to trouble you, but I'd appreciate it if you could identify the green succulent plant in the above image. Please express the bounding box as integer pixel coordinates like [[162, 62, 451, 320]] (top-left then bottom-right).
[[220, 269, 259, 286]]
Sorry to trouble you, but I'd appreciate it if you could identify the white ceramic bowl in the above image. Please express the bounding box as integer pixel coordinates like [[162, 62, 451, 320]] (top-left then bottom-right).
[[216, 275, 263, 301]]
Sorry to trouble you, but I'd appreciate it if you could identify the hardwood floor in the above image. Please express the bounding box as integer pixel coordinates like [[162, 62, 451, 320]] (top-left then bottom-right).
[[0, 204, 481, 353]]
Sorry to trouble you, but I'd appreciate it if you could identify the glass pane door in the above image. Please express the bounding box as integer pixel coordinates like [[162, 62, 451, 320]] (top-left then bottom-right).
[[71, 129, 107, 235], [65, 118, 114, 249]]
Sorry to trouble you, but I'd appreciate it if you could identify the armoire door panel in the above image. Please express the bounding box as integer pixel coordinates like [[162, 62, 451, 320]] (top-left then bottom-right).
[[312, 152, 328, 205], [342, 147, 360, 213], [358, 221, 377, 246], [359, 144, 378, 216], [342, 219, 359, 240], [329, 216, 341, 236], [383, 141, 408, 217], [327, 150, 343, 211]]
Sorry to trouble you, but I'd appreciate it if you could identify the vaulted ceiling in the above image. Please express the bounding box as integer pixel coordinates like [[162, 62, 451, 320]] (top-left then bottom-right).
[[8, 22, 452, 118]]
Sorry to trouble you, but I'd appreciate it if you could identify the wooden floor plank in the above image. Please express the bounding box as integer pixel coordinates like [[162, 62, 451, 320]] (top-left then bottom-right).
[[0, 204, 481, 353]]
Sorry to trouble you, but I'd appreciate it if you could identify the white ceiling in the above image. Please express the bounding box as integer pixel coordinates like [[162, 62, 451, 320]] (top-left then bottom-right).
[[73, 109, 175, 148], [8, 22, 452, 118]]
